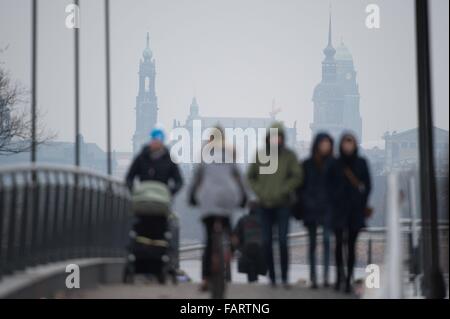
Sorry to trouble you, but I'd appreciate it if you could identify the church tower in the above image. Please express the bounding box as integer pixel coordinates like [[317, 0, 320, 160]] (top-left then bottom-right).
[[311, 11, 345, 142], [310, 10, 363, 143], [335, 39, 362, 142], [133, 33, 158, 153]]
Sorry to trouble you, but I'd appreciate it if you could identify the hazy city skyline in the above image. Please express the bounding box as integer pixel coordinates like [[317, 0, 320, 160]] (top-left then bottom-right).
[[0, 0, 448, 153]]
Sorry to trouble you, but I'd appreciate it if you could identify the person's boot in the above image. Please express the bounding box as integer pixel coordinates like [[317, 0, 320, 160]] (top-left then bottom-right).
[[334, 281, 340, 291], [334, 266, 345, 291], [310, 276, 318, 289], [323, 269, 330, 288], [334, 273, 342, 291], [199, 279, 208, 292], [344, 278, 352, 294]]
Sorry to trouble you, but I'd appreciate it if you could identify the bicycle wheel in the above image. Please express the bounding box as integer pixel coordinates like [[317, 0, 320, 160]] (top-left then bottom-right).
[[209, 221, 226, 299]]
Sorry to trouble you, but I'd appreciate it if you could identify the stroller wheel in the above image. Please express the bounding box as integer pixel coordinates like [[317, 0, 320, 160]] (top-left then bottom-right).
[[171, 273, 178, 285], [157, 264, 169, 285], [157, 271, 167, 285], [123, 263, 135, 284], [169, 269, 178, 285]]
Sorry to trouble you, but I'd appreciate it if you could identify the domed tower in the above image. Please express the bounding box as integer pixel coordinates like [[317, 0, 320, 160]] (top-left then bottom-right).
[[335, 39, 362, 142], [133, 32, 158, 153], [310, 10, 345, 141]]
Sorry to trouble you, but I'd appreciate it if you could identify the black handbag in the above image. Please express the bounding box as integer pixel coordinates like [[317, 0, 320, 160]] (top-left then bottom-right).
[[290, 186, 304, 220], [343, 166, 374, 219]]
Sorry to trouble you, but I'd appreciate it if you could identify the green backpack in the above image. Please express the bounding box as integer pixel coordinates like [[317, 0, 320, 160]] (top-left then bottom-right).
[[131, 181, 172, 216]]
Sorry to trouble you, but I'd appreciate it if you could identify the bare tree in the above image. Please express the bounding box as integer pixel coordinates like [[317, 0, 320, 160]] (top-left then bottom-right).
[[0, 49, 53, 156]]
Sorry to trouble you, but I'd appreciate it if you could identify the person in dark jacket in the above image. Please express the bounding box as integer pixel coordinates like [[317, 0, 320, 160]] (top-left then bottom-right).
[[301, 133, 334, 289], [330, 133, 372, 293], [126, 128, 183, 195], [125, 128, 183, 280], [233, 203, 267, 283]]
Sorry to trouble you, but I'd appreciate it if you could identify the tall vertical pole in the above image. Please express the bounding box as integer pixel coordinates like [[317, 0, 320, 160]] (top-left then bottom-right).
[[31, 0, 37, 163], [414, 0, 445, 299], [105, 0, 112, 175], [74, 0, 80, 167]]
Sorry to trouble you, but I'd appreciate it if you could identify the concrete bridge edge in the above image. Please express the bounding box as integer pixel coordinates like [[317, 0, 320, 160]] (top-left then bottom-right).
[[0, 258, 125, 299]]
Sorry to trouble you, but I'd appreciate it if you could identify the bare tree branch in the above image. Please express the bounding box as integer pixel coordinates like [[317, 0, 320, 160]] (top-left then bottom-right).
[[1, 52, 54, 156]]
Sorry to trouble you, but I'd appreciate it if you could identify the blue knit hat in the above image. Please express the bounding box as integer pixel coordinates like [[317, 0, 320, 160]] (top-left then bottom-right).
[[150, 128, 165, 142]]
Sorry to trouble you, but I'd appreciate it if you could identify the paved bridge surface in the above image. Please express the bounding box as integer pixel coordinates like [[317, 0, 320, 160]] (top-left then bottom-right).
[[55, 260, 362, 299], [61, 282, 357, 299]]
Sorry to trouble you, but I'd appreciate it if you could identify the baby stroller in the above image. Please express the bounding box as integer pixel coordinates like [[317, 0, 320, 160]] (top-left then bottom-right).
[[123, 181, 179, 284]]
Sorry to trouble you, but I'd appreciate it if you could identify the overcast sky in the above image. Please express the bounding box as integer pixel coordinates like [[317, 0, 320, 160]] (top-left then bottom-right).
[[0, 0, 448, 152]]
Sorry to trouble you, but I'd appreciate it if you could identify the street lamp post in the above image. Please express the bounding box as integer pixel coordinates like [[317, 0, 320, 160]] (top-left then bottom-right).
[[31, 0, 37, 163], [74, 0, 80, 167], [105, 0, 112, 176], [414, 0, 446, 299]]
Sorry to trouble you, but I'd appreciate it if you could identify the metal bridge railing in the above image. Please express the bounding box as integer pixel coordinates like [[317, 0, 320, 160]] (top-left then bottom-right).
[[0, 163, 131, 281]]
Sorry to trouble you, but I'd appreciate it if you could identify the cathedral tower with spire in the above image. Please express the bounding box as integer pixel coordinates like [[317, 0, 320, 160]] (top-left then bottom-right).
[[310, 10, 362, 143], [133, 33, 158, 153]]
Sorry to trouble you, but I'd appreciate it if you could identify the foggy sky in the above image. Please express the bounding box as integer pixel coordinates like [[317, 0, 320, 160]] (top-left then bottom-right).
[[0, 0, 448, 153]]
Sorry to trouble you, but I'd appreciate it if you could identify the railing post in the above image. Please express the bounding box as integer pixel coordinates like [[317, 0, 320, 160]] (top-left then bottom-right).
[[90, 177, 100, 257], [84, 175, 94, 258], [65, 172, 75, 260], [17, 172, 29, 269], [50, 171, 61, 262], [105, 180, 114, 257], [40, 171, 51, 264], [94, 178, 103, 257], [29, 168, 40, 267], [99, 179, 108, 257]]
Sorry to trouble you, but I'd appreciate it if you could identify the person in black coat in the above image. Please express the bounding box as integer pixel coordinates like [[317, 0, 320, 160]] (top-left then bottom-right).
[[330, 133, 372, 293], [301, 133, 335, 288], [126, 128, 183, 195], [125, 128, 184, 279]]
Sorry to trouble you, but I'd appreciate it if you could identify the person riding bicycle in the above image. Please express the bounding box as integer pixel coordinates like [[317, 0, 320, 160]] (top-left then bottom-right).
[[188, 126, 247, 292]]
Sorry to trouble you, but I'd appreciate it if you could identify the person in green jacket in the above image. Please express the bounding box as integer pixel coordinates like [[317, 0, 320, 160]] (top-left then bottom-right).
[[247, 122, 303, 288]]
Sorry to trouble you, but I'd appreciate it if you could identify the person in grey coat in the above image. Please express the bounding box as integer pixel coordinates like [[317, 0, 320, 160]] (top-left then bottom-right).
[[188, 126, 247, 291]]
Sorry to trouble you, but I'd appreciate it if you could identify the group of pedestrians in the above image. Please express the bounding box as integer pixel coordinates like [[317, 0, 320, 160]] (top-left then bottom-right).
[[298, 132, 372, 293], [126, 122, 372, 294]]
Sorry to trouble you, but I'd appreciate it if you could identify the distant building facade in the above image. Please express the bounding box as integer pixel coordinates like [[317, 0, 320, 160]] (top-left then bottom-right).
[[133, 33, 158, 154], [0, 135, 116, 175], [114, 151, 134, 179], [311, 13, 362, 143], [383, 127, 449, 175], [172, 97, 298, 175]]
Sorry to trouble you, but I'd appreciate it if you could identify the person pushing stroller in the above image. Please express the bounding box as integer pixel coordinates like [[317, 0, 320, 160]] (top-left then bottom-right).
[[124, 128, 183, 283]]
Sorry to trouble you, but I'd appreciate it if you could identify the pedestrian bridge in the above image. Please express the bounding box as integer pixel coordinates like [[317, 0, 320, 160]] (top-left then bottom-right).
[[1, 0, 447, 300], [1, 164, 447, 299]]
